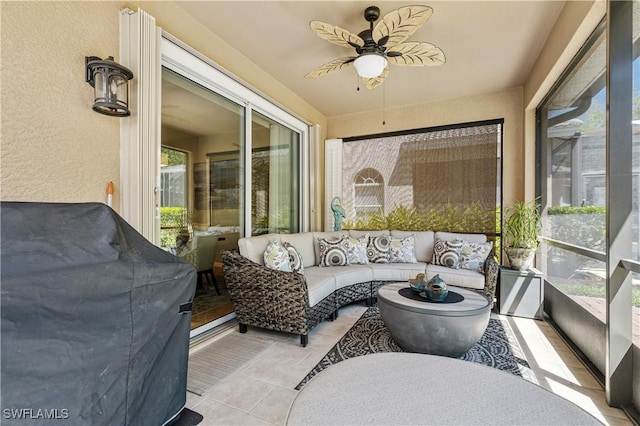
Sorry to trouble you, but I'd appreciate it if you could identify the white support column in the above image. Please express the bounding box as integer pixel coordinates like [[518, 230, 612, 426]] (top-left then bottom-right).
[[308, 124, 321, 231], [120, 8, 161, 244], [324, 139, 343, 232]]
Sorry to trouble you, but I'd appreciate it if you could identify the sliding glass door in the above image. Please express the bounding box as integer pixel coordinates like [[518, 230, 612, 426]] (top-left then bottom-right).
[[251, 111, 300, 235], [160, 36, 309, 336], [161, 67, 245, 333]]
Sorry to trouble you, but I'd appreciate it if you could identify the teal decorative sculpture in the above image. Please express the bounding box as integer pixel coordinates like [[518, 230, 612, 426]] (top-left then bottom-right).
[[331, 196, 345, 231], [425, 274, 448, 302]]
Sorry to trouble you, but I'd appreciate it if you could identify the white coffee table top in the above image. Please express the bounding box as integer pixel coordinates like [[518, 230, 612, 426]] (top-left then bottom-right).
[[377, 282, 491, 316]]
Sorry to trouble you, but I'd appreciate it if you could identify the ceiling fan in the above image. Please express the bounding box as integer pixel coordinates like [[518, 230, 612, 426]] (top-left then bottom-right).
[[305, 5, 446, 90]]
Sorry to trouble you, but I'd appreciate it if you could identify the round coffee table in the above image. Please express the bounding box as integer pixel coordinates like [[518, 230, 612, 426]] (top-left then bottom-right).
[[377, 282, 491, 357], [287, 353, 602, 425]]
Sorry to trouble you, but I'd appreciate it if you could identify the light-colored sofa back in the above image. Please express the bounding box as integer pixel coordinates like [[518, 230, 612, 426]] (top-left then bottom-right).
[[239, 231, 348, 268], [239, 230, 442, 267]]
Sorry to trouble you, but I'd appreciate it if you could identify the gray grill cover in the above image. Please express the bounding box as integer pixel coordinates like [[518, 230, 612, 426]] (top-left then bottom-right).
[[1, 202, 197, 425]]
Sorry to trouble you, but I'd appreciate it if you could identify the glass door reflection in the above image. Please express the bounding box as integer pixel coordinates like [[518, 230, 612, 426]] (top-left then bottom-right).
[[161, 68, 244, 332]]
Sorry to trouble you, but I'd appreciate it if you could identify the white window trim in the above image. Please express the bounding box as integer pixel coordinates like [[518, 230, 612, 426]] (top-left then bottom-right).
[[120, 8, 162, 244], [120, 9, 311, 241], [324, 139, 343, 231]]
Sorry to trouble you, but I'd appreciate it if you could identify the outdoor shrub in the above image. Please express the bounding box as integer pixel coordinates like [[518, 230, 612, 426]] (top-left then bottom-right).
[[547, 206, 605, 251]]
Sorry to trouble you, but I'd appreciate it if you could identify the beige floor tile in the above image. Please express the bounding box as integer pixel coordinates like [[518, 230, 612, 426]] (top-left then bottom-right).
[[194, 398, 275, 425], [249, 386, 299, 425], [240, 354, 318, 389], [603, 414, 635, 426], [185, 391, 204, 410], [187, 303, 633, 425], [208, 373, 275, 412]]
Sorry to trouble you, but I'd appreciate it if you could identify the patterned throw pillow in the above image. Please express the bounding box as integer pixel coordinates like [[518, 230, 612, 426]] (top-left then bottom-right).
[[347, 235, 369, 264], [263, 240, 292, 272], [459, 240, 493, 272], [389, 235, 417, 263], [432, 239, 463, 269], [318, 236, 350, 267], [367, 235, 391, 264], [282, 241, 304, 274]]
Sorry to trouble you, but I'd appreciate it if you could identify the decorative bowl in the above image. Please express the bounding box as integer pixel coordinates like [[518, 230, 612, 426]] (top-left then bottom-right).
[[408, 273, 426, 292], [425, 274, 448, 302]]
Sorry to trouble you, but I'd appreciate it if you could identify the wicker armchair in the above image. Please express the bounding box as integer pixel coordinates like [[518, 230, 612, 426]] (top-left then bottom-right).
[[222, 250, 336, 347]]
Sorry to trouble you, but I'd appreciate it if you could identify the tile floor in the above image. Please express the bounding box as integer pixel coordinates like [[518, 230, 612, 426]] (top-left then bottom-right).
[[185, 303, 633, 425]]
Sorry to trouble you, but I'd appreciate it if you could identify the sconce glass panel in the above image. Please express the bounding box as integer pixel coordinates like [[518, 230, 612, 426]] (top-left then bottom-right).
[[86, 56, 133, 117]]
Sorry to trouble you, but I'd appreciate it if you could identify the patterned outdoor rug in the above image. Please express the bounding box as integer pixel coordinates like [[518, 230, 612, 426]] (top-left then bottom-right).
[[296, 306, 536, 390]]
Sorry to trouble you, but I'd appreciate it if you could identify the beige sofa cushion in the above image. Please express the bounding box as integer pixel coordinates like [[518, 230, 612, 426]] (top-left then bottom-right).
[[348, 229, 389, 238], [304, 267, 337, 306], [434, 231, 487, 244], [281, 232, 316, 268], [391, 230, 435, 263], [331, 265, 374, 289], [238, 233, 281, 264], [369, 262, 427, 282], [426, 264, 485, 290]]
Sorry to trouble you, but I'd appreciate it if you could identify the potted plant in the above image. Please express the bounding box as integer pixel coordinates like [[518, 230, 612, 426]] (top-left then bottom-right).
[[502, 199, 541, 271]]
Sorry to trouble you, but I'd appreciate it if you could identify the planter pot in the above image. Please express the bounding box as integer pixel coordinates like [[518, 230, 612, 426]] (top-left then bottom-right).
[[505, 247, 536, 271]]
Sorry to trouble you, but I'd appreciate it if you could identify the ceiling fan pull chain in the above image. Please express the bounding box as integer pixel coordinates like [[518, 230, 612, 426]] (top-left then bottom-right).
[[382, 83, 386, 125]]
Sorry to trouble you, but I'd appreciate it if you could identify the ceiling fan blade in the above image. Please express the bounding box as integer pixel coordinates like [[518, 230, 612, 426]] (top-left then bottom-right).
[[372, 6, 433, 51], [305, 57, 356, 78], [387, 42, 446, 66], [363, 65, 390, 90], [310, 21, 364, 49]]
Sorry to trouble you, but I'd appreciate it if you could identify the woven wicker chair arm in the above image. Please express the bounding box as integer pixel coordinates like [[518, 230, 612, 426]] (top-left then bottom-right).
[[483, 249, 499, 304], [221, 250, 311, 334], [222, 249, 307, 289]]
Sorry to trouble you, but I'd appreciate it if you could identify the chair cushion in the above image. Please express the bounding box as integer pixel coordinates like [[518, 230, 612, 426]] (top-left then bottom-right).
[[367, 235, 392, 264], [283, 241, 304, 273], [369, 262, 427, 281], [313, 231, 348, 265], [263, 240, 291, 272], [459, 241, 493, 272], [318, 235, 350, 267], [348, 229, 390, 238], [331, 265, 373, 289], [434, 231, 487, 244], [391, 230, 434, 263], [239, 233, 281, 264], [281, 232, 316, 267], [304, 267, 337, 306], [426, 264, 485, 290], [388, 235, 417, 263], [347, 234, 369, 265], [432, 239, 463, 268]]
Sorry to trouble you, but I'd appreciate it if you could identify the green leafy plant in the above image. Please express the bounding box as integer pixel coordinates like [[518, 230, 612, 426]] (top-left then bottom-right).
[[342, 202, 497, 235], [502, 199, 541, 249], [547, 206, 605, 251], [160, 206, 189, 248]]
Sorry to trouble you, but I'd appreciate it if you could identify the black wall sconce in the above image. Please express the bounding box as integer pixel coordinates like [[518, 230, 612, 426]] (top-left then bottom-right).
[[85, 56, 134, 117]]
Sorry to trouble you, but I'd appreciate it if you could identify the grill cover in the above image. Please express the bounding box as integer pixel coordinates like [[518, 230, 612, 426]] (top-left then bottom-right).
[[1, 202, 196, 425]]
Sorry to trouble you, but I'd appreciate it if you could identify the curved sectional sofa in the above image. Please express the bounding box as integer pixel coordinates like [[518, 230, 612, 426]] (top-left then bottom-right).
[[222, 229, 498, 346]]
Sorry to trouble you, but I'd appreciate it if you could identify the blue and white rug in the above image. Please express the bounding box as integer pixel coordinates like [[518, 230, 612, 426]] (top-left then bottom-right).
[[296, 306, 536, 390]]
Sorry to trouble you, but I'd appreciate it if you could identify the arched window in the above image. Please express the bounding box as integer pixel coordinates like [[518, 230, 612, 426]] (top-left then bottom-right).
[[354, 168, 384, 215]]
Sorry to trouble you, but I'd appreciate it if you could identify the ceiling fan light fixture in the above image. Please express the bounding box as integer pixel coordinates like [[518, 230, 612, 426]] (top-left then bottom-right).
[[353, 54, 387, 78]]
